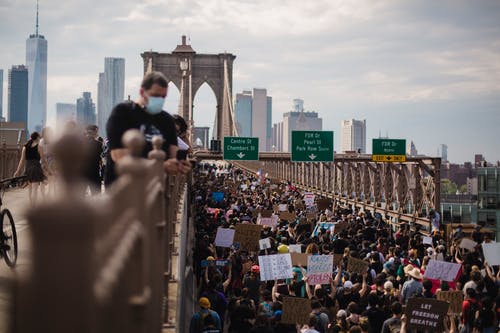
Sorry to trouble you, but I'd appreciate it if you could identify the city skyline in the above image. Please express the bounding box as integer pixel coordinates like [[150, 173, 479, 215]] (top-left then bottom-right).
[[1, 1, 499, 163]]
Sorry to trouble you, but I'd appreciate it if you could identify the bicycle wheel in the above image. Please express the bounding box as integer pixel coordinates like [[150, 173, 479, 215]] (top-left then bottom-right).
[[1, 209, 18, 267]]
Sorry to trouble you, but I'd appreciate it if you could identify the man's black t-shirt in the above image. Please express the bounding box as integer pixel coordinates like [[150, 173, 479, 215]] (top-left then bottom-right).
[[105, 101, 177, 184]]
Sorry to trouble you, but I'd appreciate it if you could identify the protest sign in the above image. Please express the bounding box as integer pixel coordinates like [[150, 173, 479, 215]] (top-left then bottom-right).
[[240, 184, 248, 191], [307, 255, 333, 285], [212, 192, 224, 202], [459, 238, 477, 251], [271, 214, 279, 225], [281, 297, 311, 325], [312, 222, 336, 237], [214, 227, 235, 248], [261, 209, 273, 218], [291, 253, 309, 267], [259, 238, 271, 250], [200, 260, 215, 268], [303, 193, 315, 207], [436, 291, 463, 314], [422, 236, 433, 245], [258, 254, 293, 281], [259, 217, 277, 227], [279, 211, 296, 222], [278, 204, 288, 211], [317, 198, 332, 211], [234, 224, 262, 252], [347, 257, 369, 275], [405, 298, 449, 331], [288, 244, 302, 253], [482, 242, 500, 266], [423, 260, 461, 282]]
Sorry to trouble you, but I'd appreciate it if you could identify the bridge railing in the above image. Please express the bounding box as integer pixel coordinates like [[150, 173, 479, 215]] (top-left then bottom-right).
[[12, 130, 185, 333], [1, 142, 23, 180]]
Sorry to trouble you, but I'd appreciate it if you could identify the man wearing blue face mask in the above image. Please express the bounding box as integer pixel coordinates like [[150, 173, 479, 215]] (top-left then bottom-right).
[[105, 71, 190, 185]]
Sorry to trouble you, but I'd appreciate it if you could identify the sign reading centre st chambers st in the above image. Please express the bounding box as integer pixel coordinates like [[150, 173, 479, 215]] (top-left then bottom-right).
[[223, 137, 259, 161], [291, 131, 334, 162]]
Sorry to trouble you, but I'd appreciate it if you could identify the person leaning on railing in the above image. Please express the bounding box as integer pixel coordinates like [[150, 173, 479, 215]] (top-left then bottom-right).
[[104, 71, 191, 185]]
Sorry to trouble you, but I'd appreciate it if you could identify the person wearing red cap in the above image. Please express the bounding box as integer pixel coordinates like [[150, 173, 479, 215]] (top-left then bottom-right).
[[189, 297, 221, 333]]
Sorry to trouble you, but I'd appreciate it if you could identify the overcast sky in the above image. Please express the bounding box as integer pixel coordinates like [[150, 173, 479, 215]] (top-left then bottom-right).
[[1, 0, 499, 163]]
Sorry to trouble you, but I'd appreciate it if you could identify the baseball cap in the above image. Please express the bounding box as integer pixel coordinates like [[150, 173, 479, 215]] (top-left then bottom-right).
[[199, 297, 211, 309], [344, 280, 353, 289]]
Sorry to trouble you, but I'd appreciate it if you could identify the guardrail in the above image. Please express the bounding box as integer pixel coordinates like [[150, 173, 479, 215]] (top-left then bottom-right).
[[1, 143, 23, 180], [12, 130, 185, 333]]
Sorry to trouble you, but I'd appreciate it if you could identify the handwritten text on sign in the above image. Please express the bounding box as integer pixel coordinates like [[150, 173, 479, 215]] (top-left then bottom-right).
[[307, 255, 333, 285], [258, 254, 293, 281]]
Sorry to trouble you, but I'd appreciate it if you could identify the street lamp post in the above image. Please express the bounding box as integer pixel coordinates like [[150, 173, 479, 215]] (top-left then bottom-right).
[[179, 58, 193, 142]]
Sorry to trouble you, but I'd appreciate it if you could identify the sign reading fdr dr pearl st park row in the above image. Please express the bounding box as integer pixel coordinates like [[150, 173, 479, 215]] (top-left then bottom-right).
[[372, 138, 407, 162], [223, 137, 259, 161], [291, 131, 334, 162]]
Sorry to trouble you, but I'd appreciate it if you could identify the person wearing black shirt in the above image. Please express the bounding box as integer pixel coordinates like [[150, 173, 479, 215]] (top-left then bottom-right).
[[105, 72, 190, 184], [84, 125, 104, 195]]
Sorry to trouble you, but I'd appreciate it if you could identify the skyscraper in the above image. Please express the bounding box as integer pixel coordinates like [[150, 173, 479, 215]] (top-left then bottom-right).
[[98, 58, 125, 137], [8, 65, 29, 126], [56, 103, 76, 130], [234, 91, 252, 137], [0, 69, 3, 119], [26, 0, 47, 133], [341, 119, 366, 153], [273, 99, 323, 152], [76, 92, 96, 126], [439, 144, 448, 162]]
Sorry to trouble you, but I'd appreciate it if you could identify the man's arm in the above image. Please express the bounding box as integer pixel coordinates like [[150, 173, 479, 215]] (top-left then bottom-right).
[[110, 148, 129, 162]]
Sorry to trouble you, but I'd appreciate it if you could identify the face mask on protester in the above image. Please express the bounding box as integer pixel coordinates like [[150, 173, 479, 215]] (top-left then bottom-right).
[[145, 96, 165, 114]]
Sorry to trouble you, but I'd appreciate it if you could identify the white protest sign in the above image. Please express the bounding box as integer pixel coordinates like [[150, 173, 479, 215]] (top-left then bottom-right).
[[279, 204, 288, 211], [258, 254, 293, 281], [423, 259, 461, 282], [422, 236, 433, 245], [459, 238, 477, 251], [289, 244, 302, 253], [272, 214, 279, 225], [259, 238, 271, 250], [214, 228, 235, 248], [307, 255, 333, 285], [241, 184, 248, 191], [482, 242, 500, 266], [303, 193, 315, 207], [259, 217, 278, 227]]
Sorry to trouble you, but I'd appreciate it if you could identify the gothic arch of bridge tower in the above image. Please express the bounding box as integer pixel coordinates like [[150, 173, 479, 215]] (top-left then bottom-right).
[[141, 36, 238, 140]]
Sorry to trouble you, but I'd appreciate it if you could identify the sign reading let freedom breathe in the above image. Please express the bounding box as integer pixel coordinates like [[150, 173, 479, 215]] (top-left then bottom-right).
[[223, 137, 259, 160], [291, 131, 334, 162], [372, 138, 406, 162]]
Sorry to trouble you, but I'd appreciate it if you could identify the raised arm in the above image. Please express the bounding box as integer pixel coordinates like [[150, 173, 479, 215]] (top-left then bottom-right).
[[14, 147, 26, 177], [359, 271, 368, 297]]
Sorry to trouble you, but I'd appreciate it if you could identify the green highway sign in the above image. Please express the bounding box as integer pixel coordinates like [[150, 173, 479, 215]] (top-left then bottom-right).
[[291, 131, 334, 162], [223, 137, 259, 161], [372, 139, 406, 162]]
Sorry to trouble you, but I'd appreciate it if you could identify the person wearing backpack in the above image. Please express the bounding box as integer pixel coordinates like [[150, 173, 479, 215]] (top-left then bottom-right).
[[311, 299, 329, 333], [190, 297, 222, 333], [461, 288, 479, 333]]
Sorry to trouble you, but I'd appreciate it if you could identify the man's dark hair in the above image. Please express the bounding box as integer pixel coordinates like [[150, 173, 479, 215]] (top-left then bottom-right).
[[391, 302, 402, 315], [141, 72, 168, 90]]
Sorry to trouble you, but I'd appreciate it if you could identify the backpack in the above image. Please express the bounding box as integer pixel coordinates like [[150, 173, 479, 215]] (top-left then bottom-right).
[[195, 310, 211, 333], [313, 312, 326, 333]]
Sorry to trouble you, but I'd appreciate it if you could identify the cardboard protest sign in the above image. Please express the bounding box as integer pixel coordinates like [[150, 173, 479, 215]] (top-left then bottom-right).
[[303, 193, 315, 207], [347, 257, 369, 275], [214, 227, 235, 248], [307, 255, 333, 285], [459, 238, 477, 251], [261, 209, 273, 218], [482, 242, 500, 266], [281, 297, 311, 325], [212, 192, 224, 202], [259, 238, 271, 250], [288, 244, 302, 253], [278, 204, 288, 212], [423, 260, 461, 282], [316, 198, 332, 211], [258, 253, 293, 281], [234, 224, 262, 252], [291, 253, 310, 267], [436, 291, 463, 314], [279, 211, 296, 222], [405, 298, 449, 331], [422, 236, 433, 245]]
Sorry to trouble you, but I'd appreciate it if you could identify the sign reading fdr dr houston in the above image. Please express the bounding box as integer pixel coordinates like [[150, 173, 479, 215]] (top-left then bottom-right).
[[223, 137, 259, 161]]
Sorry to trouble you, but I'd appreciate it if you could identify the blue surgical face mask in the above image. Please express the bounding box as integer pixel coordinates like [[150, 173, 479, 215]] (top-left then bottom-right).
[[146, 96, 165, 114]]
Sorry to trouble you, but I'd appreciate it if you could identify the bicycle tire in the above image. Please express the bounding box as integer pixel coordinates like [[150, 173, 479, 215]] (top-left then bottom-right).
[[1, 209, 18, 267]]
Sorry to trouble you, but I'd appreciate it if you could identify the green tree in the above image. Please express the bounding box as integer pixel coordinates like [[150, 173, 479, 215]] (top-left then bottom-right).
[[441, 179, 459, 194]]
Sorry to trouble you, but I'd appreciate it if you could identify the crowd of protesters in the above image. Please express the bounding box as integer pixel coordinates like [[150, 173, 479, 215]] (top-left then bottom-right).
[[190, 163, 499, 333]]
